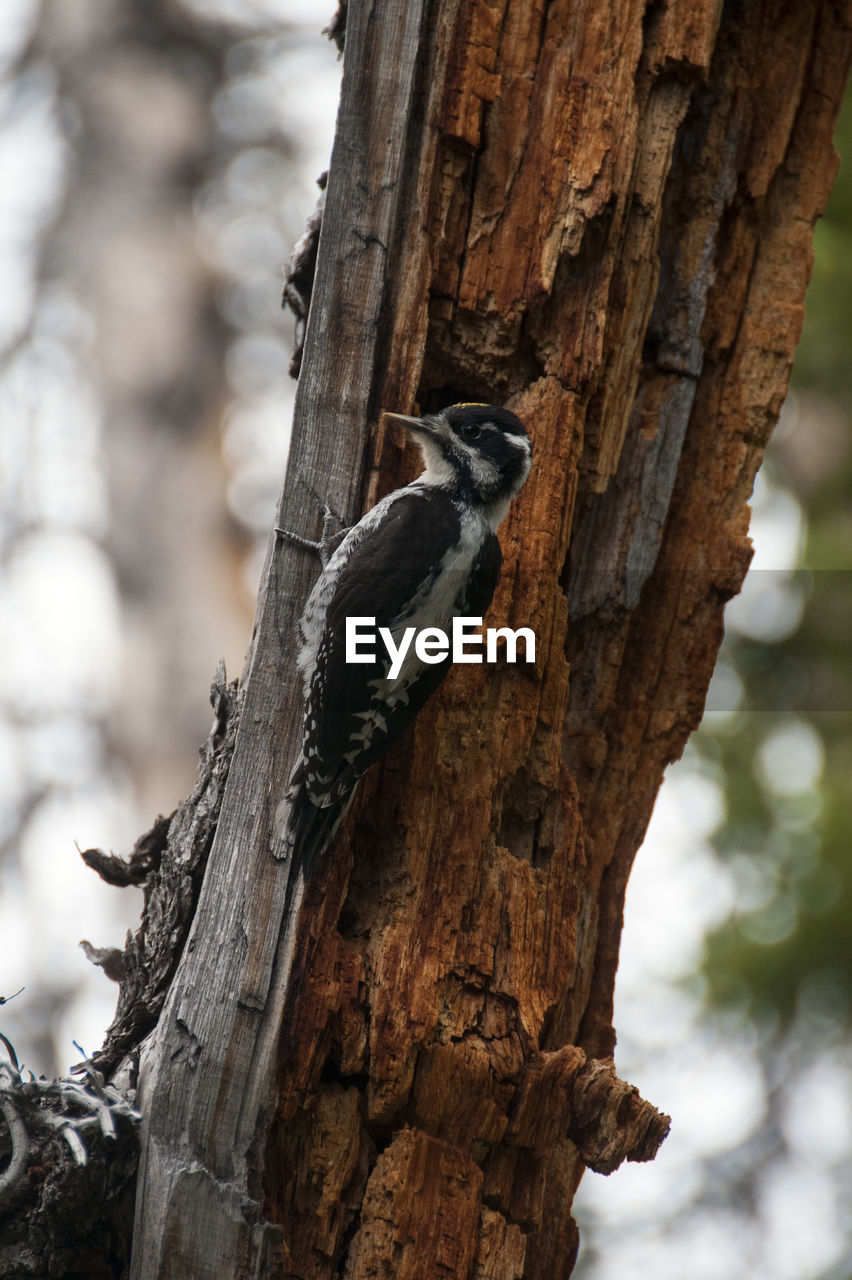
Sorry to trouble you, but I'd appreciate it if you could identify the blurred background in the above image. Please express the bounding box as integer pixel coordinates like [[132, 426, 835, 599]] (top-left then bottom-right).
[[0, 0, 340, 1065], [0, 2, 849, 1277]]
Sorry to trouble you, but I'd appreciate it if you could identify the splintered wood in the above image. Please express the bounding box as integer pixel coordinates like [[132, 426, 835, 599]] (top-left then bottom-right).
[[257, 2, 851, 1277]]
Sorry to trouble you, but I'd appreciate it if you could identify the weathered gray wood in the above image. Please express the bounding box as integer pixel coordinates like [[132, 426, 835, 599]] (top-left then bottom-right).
[[128, 3, 433, 1274]]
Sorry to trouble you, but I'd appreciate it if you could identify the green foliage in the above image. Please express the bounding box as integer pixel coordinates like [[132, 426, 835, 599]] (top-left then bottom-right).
[[790, 95, 852, 403], [696, 91, 852, 1031]]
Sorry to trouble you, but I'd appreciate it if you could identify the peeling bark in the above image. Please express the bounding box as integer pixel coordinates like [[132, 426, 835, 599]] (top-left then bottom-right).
[[83, 664, 240, 1078], [508, 1047, 670, 1174], [257, 3, 851, 1277]]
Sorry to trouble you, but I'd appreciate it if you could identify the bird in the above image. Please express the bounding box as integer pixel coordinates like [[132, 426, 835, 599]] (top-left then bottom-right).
[[274, 402, 532, 871]]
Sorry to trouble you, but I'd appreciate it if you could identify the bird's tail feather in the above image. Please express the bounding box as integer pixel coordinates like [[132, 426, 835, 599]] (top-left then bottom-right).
[[273, 766, 350, 882], [270, 772, 344, 993]]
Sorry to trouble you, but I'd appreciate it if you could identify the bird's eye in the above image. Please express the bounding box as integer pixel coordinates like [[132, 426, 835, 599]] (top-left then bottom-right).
[[461, 423, 482, 441]]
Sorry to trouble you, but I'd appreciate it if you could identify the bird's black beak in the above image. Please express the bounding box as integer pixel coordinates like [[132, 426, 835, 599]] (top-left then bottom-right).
[[383, 411, 440, 440]]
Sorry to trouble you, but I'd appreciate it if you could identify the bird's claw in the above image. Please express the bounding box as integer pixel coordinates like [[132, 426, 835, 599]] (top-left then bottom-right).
[[277, 503, 350, 568]]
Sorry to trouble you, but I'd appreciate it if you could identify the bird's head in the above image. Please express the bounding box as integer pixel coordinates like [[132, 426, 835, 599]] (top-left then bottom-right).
[[385, 402, 531, 523]]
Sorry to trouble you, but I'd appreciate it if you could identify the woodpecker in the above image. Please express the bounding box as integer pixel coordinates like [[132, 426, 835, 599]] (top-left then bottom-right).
[[274, 402, 532, 868]]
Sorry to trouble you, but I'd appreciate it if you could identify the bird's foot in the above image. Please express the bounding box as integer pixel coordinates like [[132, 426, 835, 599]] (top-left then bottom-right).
[[276, 503, 350, 568]]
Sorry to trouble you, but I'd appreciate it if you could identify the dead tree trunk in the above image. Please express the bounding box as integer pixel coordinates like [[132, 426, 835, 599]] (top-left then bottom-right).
[[122, 2, 850, 1278]]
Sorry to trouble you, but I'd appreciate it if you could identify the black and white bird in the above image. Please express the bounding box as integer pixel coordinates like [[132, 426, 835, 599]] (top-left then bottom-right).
[[274, 402, 532, 869]]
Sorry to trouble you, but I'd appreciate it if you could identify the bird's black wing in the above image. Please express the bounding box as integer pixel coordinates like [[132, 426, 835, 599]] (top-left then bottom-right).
[[459, 531, 502, 618], [303, 489, 501, 806]]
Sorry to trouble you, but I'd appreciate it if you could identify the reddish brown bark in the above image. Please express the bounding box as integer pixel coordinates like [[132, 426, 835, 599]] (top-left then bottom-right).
[[256, 2, 852, 1277]]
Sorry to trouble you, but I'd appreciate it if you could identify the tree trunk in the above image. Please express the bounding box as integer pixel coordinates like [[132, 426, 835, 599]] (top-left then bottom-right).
[[122, 2, 851, 1278]]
